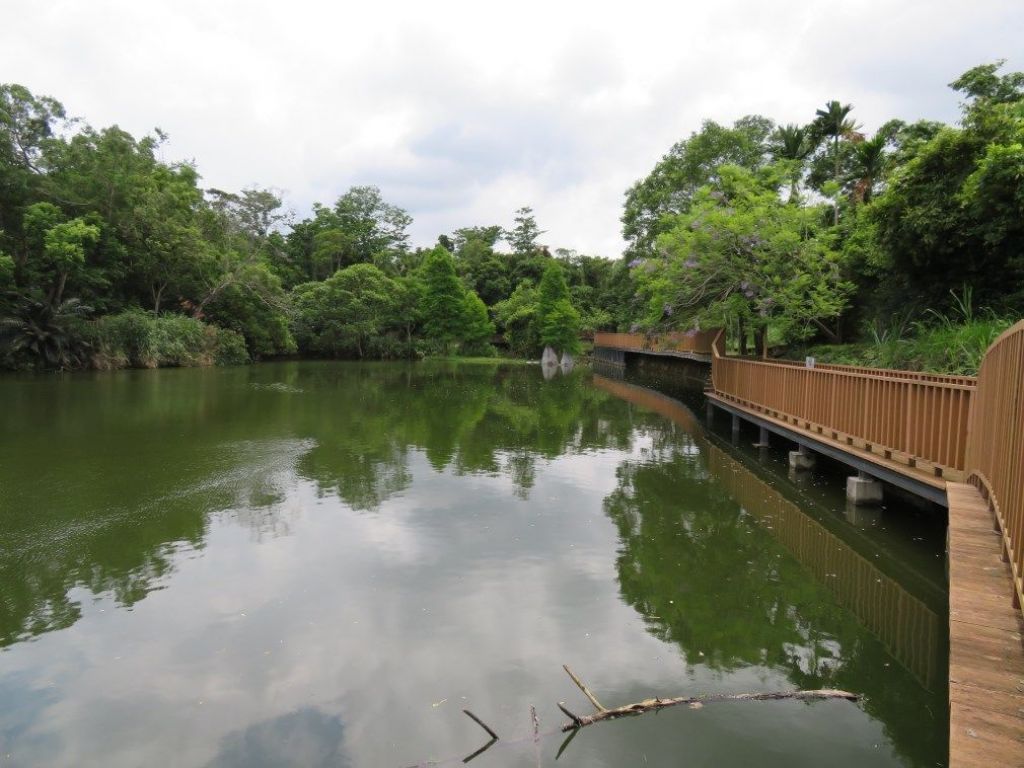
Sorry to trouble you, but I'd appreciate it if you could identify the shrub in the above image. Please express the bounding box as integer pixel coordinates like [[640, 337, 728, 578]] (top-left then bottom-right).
[[212, 327, 250, 365], [90, 309, 250, 369]]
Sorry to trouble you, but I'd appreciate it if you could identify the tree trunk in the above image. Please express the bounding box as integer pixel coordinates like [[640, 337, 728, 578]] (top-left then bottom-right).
[[833, 136, 841, 225], [49, 271, 68, 308], [812, 318, 841, 344], [152, 283, 165, 315], [738, 317, 747, 356], [756, 326, 767, 358]]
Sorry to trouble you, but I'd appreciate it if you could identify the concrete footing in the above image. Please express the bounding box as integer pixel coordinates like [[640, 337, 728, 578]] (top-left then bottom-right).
[[847, 472, 883, 505], [788, 445, 816, 470]]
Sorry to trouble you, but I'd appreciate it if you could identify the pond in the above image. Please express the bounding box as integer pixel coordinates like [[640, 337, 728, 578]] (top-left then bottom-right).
[[0, 360, 948, 767]]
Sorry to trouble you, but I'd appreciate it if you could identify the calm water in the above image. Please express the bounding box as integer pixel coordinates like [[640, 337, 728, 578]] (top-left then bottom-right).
[[0, 361, 948, 767]]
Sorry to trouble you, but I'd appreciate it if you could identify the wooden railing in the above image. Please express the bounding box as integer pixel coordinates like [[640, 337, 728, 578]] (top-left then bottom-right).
[[963, 321, 1024, 610], [710, 332, 976, 478], [767, 357, 977, 386], [594, 330, 719, 356]]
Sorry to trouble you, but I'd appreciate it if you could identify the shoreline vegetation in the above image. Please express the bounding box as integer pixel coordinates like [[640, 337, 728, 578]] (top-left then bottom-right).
[[2, 61, 1021, 375]]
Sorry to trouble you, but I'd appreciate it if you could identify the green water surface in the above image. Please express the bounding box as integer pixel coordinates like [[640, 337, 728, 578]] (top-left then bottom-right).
[[0, 361, 948, 767]]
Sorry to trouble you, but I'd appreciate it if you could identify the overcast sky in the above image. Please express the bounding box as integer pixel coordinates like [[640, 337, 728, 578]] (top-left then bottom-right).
[[2, 0, 1021, 256]]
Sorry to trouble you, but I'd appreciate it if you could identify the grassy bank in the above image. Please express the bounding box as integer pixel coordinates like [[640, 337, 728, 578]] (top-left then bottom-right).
[[787, 306, 1012, 376]]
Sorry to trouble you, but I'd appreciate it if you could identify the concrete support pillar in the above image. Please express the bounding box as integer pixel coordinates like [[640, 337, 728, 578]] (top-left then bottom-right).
[[731, 414, 741, 443], [788, 443, 816, 470], [847, 470, 883, 506], [754, 427, 769, 448], [706, 400, 715, 425]]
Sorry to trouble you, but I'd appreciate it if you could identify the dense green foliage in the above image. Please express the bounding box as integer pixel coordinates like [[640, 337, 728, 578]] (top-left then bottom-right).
[[291, 264, 408, 358], [622, 61, 1024, 367], [639, 165, 852, 348], [0, 83, 295, 369], [4, 60, 1019, 372], [0, 86, 604, 369], [536, 261, 581, 355]]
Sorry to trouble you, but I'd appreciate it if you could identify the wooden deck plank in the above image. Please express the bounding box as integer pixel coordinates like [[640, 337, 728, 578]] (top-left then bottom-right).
[[950, 604, 1024, 633], [949, 681, 1024, 719], [948, 482, 1024, 768]]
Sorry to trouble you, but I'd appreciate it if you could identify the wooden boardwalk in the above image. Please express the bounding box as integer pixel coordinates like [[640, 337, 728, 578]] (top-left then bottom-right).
[[947, 482, 1024, 766], [593, 321, 1024, 766], [705, 390, 951, 505]]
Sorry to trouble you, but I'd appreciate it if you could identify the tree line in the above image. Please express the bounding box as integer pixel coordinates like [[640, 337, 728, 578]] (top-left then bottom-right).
[[0, 87, 630, 369], [3, 60, 1020, 371], [623, 60, 1024, 363]]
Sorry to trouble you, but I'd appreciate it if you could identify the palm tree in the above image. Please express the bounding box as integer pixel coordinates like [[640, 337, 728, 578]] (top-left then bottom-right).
[[813, 101, 860, 183], [849, 135, 887, 203], [813, 101, 861, 222], [0, 296, 92, 369], [770, 124, 817, 202]]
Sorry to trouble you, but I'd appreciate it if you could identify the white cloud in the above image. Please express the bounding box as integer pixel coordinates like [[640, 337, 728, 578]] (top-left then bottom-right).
[[1, 0, 1020, 256]]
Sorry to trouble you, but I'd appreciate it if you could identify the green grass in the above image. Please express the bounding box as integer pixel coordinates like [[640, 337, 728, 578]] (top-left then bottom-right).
[[789, 291, 1013, 375]]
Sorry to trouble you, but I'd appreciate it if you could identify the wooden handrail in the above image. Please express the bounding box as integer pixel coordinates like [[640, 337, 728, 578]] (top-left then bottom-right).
[[963, 320, 1024, 610], [710, 330, 976, 475], [717, 357, 975, 390], [765, 356, 977, 386], [709, 321, 1022, 609]]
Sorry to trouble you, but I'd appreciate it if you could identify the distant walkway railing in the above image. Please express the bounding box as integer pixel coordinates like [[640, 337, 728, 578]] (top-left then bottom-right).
[[764, 356, 977, 386], [593, 330, 719, 356], [710, 332, 976, 479], [963, 321, 1024, 609]]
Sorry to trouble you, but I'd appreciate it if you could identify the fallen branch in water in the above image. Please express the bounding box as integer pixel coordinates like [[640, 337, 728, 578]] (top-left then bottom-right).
[[403, 668, 861, 766], [557, 664, 859, 732]]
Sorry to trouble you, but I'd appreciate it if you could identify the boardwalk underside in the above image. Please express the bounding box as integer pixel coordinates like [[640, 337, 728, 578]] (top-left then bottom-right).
[[705, 392, 949, 505], [946, 482, 1024, 767]]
